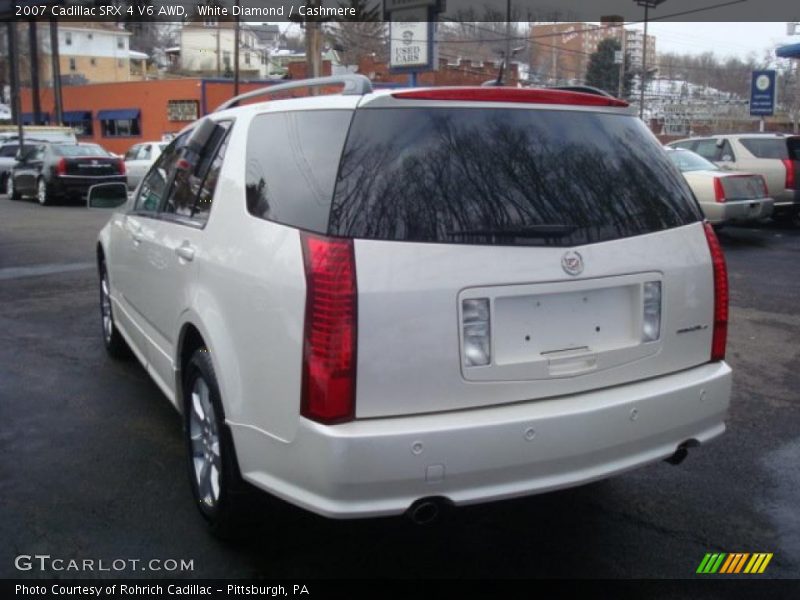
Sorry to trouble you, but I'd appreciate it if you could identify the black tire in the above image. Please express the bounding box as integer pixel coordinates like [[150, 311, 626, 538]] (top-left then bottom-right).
[[98, 261, 131, 359], [183, 347, 256, 538], [773, 209, 800, 228], [36, 177, 49, 206], [7, 174, 20, 200]]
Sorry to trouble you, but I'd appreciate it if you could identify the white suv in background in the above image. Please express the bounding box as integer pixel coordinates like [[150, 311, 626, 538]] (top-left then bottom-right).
[[92, 76, 732, 535]]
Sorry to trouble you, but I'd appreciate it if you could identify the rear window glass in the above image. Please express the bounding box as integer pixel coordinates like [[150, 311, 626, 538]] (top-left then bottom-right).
[[667, 149, 719, 172], [245, 110, 353, 232], [739, 138, 790, 159], [53, 144, 108, 157], [329, 108, 701, 246]]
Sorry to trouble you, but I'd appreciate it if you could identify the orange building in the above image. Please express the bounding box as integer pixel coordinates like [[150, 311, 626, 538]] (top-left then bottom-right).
[[20, 78, 277, 155], [20, 59, 519, 155]]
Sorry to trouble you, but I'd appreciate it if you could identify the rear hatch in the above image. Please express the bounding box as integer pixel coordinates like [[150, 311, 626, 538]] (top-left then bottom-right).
[[52, 145, 121, 177], [718, 173, 769, 200], [62, 156, 120, 177], [328, 95, 716, 418]]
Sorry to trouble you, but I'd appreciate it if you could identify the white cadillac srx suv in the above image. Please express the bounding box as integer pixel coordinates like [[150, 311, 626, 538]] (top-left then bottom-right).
[[92, 76, 732, 535]]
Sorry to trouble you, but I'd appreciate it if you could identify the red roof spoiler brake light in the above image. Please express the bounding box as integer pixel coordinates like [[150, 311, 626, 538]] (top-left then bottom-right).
[[391, 87, 629, 108]]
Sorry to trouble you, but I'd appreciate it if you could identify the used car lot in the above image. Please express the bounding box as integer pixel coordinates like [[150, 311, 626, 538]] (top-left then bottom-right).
[[0, 195, 798, 578]]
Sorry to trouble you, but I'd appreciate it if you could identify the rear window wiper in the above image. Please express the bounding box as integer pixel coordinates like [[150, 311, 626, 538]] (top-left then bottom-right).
[[446, 224, 577, 238]]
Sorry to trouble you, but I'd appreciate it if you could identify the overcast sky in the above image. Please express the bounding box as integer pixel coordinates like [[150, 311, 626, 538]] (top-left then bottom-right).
[[640, 22, 798, 61]]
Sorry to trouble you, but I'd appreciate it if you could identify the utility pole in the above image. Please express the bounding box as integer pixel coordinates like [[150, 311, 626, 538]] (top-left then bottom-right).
[[215, 24, 220, 77], [234, 0, 240, 96], [618, 24, 626, 98], [7, 23, 23, 145], [505, 0, 511, 83], [49, 19, 62, 126], [28, 20, 42, 125], [633, 0, 665, 120]]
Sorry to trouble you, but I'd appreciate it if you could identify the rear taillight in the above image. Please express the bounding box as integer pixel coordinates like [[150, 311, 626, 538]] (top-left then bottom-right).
[[703, 223, 728, 361], [117, 160, 126, 175], [713, 177, 725, 203], [300, 233, 357, 424], [56, 158, 66, 176], [782, 158, 795, 189]]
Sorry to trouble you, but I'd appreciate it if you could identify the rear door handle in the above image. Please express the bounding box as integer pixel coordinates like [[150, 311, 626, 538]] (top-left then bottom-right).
[[175, 242, 195, 262]]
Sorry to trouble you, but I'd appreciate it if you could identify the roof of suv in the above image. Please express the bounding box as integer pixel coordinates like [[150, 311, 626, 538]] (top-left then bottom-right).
[[212, 78, 631, 120]]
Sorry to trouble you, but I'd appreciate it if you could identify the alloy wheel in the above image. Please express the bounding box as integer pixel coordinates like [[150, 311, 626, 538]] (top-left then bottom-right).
[[189, 376, 221, 510], [37, 179, 47, 205], [100, 270, 113, 343]]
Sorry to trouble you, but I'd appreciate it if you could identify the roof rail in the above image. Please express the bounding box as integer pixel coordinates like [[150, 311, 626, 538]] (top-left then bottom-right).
[[550, 85, 618, 99], [215, 74, 374, 112]]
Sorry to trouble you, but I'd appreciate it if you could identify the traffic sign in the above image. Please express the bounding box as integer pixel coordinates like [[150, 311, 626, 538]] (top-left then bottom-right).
[[750, 70, 776, 117]]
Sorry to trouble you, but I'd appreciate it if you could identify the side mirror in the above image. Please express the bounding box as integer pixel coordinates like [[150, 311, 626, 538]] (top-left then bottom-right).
[[715, 139, 725, 148], [87, 182, 128, 209]]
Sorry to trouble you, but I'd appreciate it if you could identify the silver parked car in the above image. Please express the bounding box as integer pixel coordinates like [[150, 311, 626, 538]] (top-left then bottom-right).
[[665, 147, 773, 226], [668, 133, 799, 224], [90, 77, 732, 535], [123, 141, 168, 190]]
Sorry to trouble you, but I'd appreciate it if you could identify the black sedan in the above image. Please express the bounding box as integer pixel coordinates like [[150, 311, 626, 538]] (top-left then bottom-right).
[[8, 142, 126, 206]]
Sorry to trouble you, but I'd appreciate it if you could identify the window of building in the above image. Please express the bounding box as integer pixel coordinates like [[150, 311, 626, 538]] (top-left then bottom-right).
[[63, 111, 93, 137], [167, 100, 199, 122], [99, 109, 141, 137], [117, 37, 124, 49], [245, 53, 251, 65], [90, 58, 96, 66], [87, 32, 93, 40], [69, 58, 76, 71], [65, 31, 72, 45]]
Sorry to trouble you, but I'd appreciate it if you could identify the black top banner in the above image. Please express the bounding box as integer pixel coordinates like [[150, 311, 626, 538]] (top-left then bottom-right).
[[0, 0, 797, 22]]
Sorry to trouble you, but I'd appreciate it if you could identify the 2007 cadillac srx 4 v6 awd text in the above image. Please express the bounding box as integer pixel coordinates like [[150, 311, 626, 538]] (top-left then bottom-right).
[[91, 76, 732, 534]]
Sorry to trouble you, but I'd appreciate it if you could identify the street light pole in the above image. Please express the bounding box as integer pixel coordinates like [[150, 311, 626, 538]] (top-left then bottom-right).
[[634, 0, 665, 120]]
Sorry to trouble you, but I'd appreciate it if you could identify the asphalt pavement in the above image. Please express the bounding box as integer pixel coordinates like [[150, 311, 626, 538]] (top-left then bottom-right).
[[1, 196, 798, 579]]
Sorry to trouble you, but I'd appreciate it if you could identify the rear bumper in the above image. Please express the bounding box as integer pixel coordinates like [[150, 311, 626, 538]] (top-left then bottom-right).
[[772, 189, 800, 209], [703, 197, 774, 224], [231, 361, 732, 518], [49, 175, 127, 198]]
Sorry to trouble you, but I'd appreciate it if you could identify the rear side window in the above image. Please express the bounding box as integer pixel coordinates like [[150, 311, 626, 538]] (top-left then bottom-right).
[[245, 110, 353, 232], [739, 138, 790, 159], [329, 108, 701, 246]]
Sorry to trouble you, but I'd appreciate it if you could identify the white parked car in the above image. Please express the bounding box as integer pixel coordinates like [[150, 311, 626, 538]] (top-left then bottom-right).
[[91, 76, 732, 535], [665, 147, 774, 226], [123, 141, 168, 190]]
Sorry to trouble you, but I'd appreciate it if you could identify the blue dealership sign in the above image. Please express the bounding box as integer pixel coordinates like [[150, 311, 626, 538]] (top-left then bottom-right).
[[750, 70, 776, 117]]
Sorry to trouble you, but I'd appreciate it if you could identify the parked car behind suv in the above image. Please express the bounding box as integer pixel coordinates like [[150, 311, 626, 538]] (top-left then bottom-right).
[[668, 133, 799, 224], [665, 147, 773, 226], [0, 140, 39, 191], [123, 141, 168, 190], [9, 142, 126, 205], [92, 76, 732, 535]]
